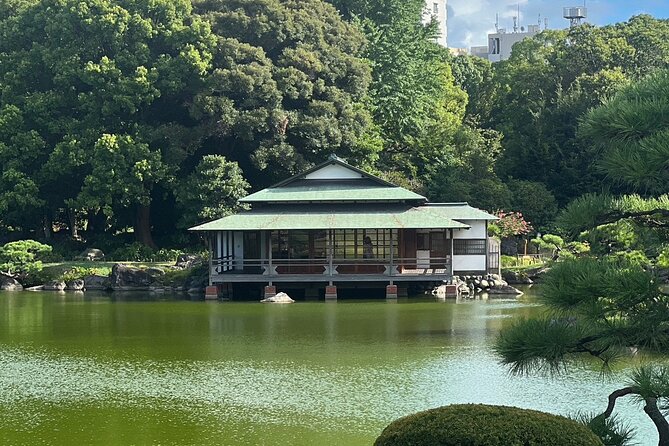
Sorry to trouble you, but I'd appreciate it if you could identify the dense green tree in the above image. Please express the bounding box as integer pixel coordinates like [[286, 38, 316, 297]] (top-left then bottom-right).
[[175, 155, 249, 228], [427, 126, 510, 212], [580, 70, 669, 195], [489, 17, 669, 206], [0, 0, 380, 246], [0, 0, 214, 245], [0, 240, 52, 280], [192, 0, 381, 185], [449, 54, 496, 121], [326, 0, 467, 176], [508, 180, 558, 230]]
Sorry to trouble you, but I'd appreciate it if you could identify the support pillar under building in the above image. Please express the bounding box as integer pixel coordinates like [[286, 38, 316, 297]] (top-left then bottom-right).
[[325, 285, 337, 300], [264, 285, 277, 299], [205, 285, 219, 300]]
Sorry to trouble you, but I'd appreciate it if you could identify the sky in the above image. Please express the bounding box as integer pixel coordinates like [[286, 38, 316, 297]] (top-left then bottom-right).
[[447, 0, 669, 48]]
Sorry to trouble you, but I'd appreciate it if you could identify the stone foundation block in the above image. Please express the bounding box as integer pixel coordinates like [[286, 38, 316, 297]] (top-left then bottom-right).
[[325, 285, 337, 300], [205, 285, 219, 300], [264, 285, 277, 299]]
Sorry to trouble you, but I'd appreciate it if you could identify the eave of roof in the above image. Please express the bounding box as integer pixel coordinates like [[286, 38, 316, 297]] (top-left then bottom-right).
[[240, 183, 426, 203], [190, 206, 471, 231], [425, 203, 498, 221]]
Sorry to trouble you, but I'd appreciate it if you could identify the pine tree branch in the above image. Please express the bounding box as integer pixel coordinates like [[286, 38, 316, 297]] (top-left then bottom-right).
[[603, 387, 637, 418], [599, 208, 669, 228]]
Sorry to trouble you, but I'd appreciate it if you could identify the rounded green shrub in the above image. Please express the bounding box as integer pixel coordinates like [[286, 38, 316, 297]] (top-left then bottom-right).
[[374, 404, 603, 446]]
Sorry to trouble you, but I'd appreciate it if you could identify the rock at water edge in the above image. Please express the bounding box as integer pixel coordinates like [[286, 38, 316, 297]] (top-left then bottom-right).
[[84, 275, 111, 291], [261, 292, 295, 303], [110, 264, 164, 290], [44, 280, 66, 291], [488, 285, 524, 295], [0, 276, 23, 291], [66, 279, 85, 291], [77, 248, 105, 261]]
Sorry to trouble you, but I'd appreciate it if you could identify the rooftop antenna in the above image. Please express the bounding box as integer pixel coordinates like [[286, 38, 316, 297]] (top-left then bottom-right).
[[495, 13, 499, 32]]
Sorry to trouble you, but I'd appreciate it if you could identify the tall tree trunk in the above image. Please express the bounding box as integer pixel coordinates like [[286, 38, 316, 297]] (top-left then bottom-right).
[[86, 209, 105, 235], [644, 397, 669, 446], [134, 204, 156, 249], [68, 208, 78, 239], [42, 213, 52, 241]]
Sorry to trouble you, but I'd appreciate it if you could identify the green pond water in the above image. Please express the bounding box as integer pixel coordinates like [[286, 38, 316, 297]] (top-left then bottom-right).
[[0, 287, 656, 445]]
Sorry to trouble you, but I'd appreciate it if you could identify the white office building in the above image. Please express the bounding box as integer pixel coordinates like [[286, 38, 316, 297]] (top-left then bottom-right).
[[470, 24, 541, 62], [423, 0, 448, 47]]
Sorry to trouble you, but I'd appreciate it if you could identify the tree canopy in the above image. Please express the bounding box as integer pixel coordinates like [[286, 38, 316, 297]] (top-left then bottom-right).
[[0, 0, 381, 246], [3, 1, 669, 252], [485, 16, 669, 207]]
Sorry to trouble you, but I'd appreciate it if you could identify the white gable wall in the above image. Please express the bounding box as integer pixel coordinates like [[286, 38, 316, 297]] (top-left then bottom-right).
[[304, 164, 364, 180], [452, 219, 488, 273], [452, 220, 486, 238], [453, 256, 486, 272]]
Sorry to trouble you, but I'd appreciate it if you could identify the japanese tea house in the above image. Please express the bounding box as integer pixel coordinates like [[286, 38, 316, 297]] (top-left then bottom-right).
[[190, 155, 499, 300]]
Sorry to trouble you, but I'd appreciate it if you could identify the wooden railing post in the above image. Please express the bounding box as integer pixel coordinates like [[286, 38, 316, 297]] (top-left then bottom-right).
[[328, 229, 334, 277], [208, 233, 213, 286], [389, 230, 394, 276], [268, 231, 273, 283]]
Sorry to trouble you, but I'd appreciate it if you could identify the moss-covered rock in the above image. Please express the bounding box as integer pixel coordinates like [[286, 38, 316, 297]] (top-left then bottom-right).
[[374, 404, 603, 446]]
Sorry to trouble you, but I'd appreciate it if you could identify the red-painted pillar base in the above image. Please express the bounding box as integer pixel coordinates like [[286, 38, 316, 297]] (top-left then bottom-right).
[[445, 284, 458, 297], [205, 285, 219, 300], [264, 285, 277, 299], [386, 284, 398, 299], [325, 285, 337, 300]]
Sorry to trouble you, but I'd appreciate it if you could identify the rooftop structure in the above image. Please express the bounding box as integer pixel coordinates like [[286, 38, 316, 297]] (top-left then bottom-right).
[[563, 6, 587, 27], [484, 24, 541, 62]]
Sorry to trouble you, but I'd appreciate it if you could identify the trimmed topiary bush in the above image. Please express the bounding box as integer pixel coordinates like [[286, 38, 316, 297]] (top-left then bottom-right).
[[374, 404, 603, 446]]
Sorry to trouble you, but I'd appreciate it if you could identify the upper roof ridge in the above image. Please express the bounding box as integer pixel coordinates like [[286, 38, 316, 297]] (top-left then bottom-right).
[[270, 156, 396, 189]]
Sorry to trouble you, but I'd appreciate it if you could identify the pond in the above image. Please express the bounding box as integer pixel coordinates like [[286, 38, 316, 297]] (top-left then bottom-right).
[[0, 287, 656, 445]]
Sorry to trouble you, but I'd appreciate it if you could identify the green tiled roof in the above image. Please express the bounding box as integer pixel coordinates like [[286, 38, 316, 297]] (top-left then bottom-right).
[[190, 206, 471, 231], [424, 203, 498, 221], [240, 184, 426, 203]]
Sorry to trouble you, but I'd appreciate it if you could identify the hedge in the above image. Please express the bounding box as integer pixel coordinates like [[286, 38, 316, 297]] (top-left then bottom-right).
[[374, 404, 603, 446]]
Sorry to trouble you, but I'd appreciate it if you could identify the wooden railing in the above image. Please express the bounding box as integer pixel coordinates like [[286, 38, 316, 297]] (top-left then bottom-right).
[[211, 257, 452, 277]]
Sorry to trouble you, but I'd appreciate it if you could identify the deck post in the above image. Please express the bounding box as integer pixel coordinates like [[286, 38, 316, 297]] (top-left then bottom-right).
[[328, 229, 334, 276], [264, 284, 277, 299], [325, 280, 337, 300], [207, 233, 213, 286], [485, 221, 490, 275], [205, 236, 218, 300], [268, 230, 273, 278], [205, 285, 219, 300], [386, 283, 398, 299], [449, 229, 454, 277], [389, 230, 394, 276]]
